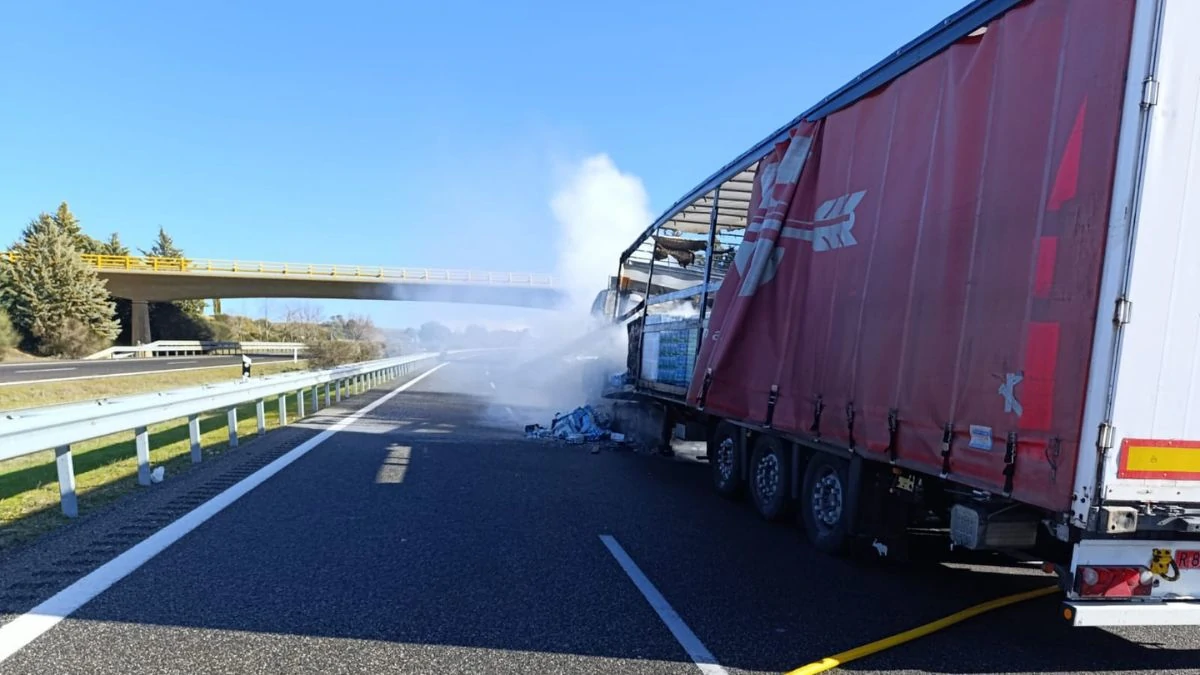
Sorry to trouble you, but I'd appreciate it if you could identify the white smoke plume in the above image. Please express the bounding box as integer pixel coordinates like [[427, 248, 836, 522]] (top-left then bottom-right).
[[425, 154, 654, 430], [550, 154, 653, 312]]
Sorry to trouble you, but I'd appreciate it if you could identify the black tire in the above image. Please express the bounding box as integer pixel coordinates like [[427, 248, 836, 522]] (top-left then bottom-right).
[[799, 453, 851, 555], [749, 435, 791, 521], [708, 421, 744, 498]]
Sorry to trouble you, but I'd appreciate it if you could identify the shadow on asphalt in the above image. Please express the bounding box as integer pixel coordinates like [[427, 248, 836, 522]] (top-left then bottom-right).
[[33, 367, 1200, 675]]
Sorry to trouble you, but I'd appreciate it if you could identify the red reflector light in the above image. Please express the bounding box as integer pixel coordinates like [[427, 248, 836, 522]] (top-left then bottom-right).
[[1075, 566, 1153, 598]]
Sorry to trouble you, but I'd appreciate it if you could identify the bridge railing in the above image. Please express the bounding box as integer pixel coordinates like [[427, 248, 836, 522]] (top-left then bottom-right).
[[58, 254, 557, 286], [0, 353, 440, 518], [86, 340, 308, 360]]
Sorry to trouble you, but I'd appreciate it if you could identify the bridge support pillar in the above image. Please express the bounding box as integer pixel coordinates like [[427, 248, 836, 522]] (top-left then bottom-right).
[[131, 299, 152, 348]]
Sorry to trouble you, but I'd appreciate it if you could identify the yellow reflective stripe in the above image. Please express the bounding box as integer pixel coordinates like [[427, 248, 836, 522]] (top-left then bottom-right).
[[1124, 445, 1200, 475]]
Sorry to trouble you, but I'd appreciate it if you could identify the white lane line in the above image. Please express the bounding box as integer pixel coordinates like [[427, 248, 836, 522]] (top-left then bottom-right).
[[489, 381, 497, 390], [505, 406, 516, 421], [599, 535, 728, 675], [0, 362, 448, 663], [167, 360, 199, 365], [13, 367, 75, 374]]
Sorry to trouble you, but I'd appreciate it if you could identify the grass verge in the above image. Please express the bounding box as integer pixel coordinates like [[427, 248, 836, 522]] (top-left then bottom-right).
[[0, 377, 353, 552], [0, 360, 308, 411]]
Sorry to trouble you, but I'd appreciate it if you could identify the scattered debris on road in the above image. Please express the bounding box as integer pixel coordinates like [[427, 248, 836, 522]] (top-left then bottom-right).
[[525, 405, 630, 452]]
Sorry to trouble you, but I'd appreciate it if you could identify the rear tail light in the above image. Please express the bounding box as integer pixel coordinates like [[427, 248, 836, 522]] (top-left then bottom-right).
[[1075, 565, 1154, 598]]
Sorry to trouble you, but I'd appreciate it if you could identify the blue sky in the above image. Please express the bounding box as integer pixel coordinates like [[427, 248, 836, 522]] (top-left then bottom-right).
[[0, 0, 965, 331]]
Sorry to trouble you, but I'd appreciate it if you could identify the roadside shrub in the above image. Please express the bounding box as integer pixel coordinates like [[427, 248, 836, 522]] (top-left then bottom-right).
[[0, 309, 19, 358], [355, 340, 383, 362], [34, 318, 111, 358], [306, 339, 381, 370]]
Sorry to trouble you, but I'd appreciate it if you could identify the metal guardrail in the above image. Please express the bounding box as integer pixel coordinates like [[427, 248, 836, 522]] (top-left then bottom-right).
[[0, 353, 440, 518], [86, 340, 308, 360], [0, 253, 557, 287]]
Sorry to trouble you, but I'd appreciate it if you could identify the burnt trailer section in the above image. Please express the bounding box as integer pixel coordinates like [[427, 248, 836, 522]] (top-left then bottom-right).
[[607, 0, 1200, 627]]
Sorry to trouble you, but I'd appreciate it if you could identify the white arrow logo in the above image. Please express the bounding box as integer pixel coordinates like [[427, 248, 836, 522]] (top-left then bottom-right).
[[734, 135, 812, 297], [999, 372, 1023, 416], [780, 190, 867, 251]]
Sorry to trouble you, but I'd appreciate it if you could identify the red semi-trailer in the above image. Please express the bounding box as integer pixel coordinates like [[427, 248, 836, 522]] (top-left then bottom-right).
[[602, 0, 1200, 626]]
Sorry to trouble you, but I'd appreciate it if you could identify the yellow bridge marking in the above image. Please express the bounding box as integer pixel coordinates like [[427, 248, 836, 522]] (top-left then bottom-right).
[[2, 253, 556, 287]]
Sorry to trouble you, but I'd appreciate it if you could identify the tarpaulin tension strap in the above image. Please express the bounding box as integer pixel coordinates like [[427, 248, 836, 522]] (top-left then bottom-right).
[[1045, 437, 1061, 483], [940, 423, 954, 477], [885, 409, 899, 463], [845, 402, 857, 451], [765, 384, 780, 428], [698, 369, 713, 409], [1003, 431, 1018, 496], [810, 395, 825, 439]]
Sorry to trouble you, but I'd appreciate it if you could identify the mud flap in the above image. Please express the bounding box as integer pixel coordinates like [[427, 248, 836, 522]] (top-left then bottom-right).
[[845, 454, 864, 537], [846, 455, 914, 561]]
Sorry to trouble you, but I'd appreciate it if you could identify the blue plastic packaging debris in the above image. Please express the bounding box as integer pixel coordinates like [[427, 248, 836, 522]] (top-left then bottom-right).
[[525, 405, 610, 442], [608, 372, 631, 388]]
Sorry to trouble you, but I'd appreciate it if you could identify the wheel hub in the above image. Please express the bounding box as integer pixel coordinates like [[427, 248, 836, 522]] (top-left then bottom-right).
[[811, 468, 844, 527], [754, 452, 780, 501], [716, 437, 735, 482]]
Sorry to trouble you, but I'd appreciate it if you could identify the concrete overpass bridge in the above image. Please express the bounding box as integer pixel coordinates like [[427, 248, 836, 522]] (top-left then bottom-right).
[[31, 254, 565, 343]]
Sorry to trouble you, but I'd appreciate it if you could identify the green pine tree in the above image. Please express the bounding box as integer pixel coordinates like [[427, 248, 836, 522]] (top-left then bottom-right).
[[18, 202, 102, 254], [141, 226, 184, 259], [141, 226, 206, 317], [98, 232, 130, 257], [3, 213, 119, 356]]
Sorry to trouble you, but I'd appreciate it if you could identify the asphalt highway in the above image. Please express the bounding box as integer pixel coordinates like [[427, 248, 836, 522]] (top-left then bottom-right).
[[0, 355, 295, 385], [0, 355, 1198, 674]]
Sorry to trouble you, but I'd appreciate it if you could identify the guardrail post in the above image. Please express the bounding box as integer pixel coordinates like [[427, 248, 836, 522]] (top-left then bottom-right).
[[55, 445, 78, 518], [324, 383, 331, 407], [256, 399, 266, 434], [311, 385, 319, 412], [336, 380, 342, 402], [297, 390, 305, 418], [227, 408, 239, 447], [189, 414, 202, 463], [136, 426, 151, 486], [279, 395, 288, 426]]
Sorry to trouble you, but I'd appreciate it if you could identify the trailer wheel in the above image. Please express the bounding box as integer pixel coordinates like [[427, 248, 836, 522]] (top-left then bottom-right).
[[709, 421, 743, 498], [800, 454, 850, 555], [749, 436, 791, 521]]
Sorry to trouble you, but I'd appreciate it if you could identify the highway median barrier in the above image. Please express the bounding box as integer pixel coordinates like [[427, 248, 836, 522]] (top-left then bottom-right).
[[0, 353, 439, 520]]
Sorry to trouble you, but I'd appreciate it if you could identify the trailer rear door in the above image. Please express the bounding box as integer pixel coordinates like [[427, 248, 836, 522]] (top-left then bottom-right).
[[1091, 0, 1200, 509]]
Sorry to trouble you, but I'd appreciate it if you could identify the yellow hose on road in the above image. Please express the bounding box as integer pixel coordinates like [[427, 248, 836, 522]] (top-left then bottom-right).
[[784, 585, 1059, 675]]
